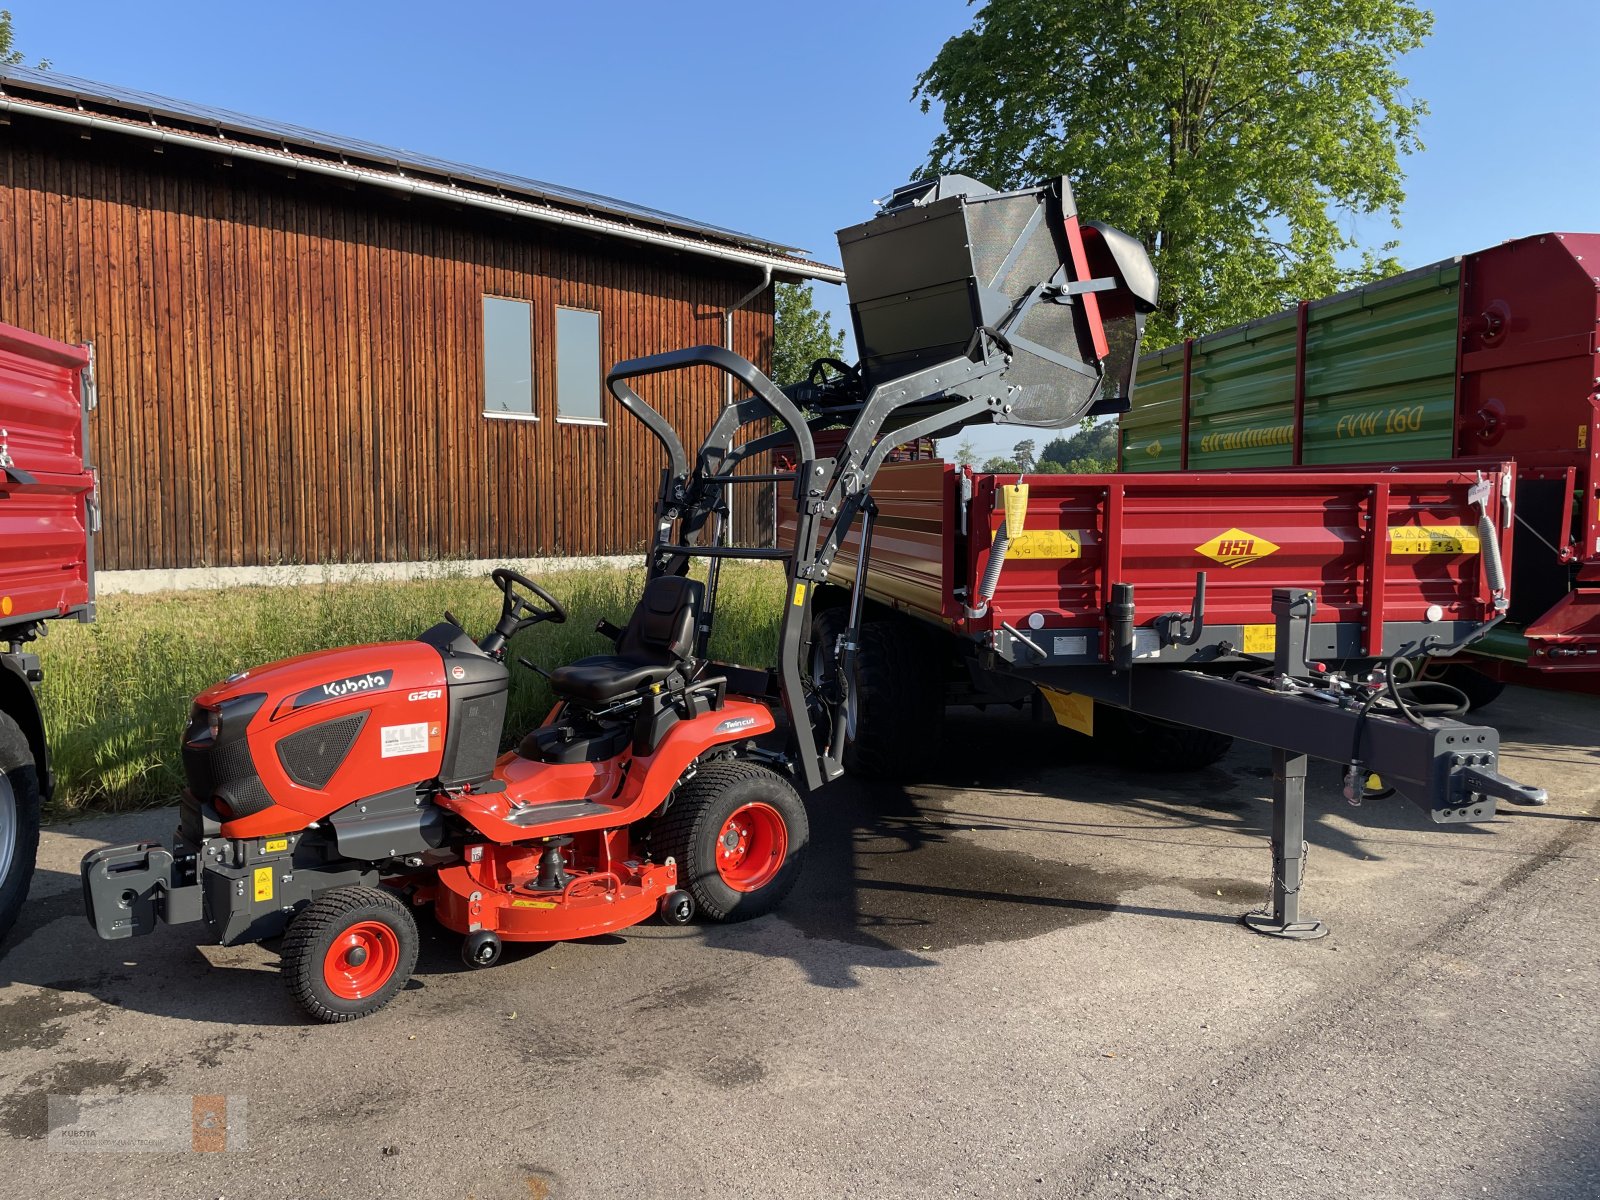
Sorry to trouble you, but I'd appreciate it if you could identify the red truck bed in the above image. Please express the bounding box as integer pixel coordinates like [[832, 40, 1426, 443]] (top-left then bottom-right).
[[0, 322, 96, 628], [809, 458, 1513, 666]]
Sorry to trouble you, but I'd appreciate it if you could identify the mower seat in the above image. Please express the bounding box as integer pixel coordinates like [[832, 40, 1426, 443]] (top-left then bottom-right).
[[549, 574, 704, 705]]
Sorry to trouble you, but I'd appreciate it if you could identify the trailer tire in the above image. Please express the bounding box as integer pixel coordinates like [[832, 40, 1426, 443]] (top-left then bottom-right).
[[654, 760, 808, 923], [281, 886, 419, 1023], [1095, 706, 1234, 772], [0, 711, 41, 945], [1433, 664, 1506, 712], [840, 617, 946, 780]]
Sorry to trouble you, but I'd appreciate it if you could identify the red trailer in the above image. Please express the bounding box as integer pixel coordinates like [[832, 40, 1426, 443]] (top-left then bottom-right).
[[1119, 233, 1600, 694], [0, 321, 98, 942], [785, 452, 1544, 936]]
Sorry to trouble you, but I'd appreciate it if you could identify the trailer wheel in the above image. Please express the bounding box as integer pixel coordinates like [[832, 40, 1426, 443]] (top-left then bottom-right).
[[0, 711, 41, 945], [654, 760, 808, 923], [1428, 664, 1506, 712], [813, 610, 945, 780], [281, 886, 419, 1023], [1094, 706, 1234, 772]]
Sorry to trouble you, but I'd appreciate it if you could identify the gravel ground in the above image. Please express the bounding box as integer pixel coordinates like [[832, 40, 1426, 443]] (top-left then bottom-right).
[[1, 685, 1595, 1199]]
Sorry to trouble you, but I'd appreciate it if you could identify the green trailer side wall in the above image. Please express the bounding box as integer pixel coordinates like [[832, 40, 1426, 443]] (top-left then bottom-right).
[[1122, 260, 1461, 472]]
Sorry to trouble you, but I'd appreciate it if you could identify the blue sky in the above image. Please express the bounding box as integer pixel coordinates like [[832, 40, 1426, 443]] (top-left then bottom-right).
[[7, 1, 1597, 460]]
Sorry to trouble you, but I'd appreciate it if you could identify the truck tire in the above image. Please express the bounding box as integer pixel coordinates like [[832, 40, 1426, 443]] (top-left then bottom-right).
[[1094, 705, 1234, 772], [653, 759, 808, 923], [813, 610, 945, 780], [0, 711, 41, 945]]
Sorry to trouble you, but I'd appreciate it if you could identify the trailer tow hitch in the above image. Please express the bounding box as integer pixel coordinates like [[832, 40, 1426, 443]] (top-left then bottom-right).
[[1452, 764, 1548, 809]]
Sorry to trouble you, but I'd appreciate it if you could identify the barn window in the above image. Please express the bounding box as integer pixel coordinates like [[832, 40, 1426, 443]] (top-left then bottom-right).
[[482, 296, 535, 419], [556, 307, 604, 424]]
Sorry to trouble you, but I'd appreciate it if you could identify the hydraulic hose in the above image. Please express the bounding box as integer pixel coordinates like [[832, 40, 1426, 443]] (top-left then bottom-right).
[[966, 482, 1029, 621], [1479, 507, 1506, 598], [1471, 472, 1508, 611], [966, 527, 1010, 620]]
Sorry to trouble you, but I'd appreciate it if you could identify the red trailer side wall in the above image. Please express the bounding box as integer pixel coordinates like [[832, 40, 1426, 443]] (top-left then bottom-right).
[[790, 459, 1514, 664], [0, 322, 95, 626]]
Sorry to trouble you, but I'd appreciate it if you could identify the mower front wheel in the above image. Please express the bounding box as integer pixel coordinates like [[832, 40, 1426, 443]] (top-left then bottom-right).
[[281, 886, 419, 1023], [655, 761, 809, 923]]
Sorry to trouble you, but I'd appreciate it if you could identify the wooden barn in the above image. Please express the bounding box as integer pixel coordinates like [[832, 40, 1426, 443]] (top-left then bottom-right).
[[0, 67, 840, 573]]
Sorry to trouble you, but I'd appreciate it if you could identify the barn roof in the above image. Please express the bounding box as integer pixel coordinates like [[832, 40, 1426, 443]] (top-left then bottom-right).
[[0, 66, 844, 284]]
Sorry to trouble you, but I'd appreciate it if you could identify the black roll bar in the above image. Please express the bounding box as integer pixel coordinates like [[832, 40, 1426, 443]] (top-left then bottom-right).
[[606, 345, 816, 478]]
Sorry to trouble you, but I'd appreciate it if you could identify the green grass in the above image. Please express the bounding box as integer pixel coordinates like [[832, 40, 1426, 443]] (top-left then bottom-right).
[[36, 562, 783, 816]]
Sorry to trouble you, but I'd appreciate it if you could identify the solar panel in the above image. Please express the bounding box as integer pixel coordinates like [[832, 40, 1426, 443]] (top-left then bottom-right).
[[0, 66, 800, 253]]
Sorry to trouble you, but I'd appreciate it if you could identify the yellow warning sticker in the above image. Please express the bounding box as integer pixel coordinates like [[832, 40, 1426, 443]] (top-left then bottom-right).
[[1387, 525, 1481, 555], [1242, 624, 1276, 654], [1580, 425, 1589, 450], [263, 837, 288, 854], [1038, 687, 1094, 736], [997, 528, 1082, 559], [253, 866, 273, 903], [1195, 528, 1280, 568], [791, 582, 808, 607], [511, 899, 558, 909], [1001, 482, 1030, 539]]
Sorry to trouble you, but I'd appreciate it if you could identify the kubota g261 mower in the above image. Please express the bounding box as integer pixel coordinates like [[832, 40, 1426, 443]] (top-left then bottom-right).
[[80, 175, 1161, 1020]]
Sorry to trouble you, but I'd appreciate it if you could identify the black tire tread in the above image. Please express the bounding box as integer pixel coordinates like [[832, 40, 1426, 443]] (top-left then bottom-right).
[[0, 710, 41, 945], [653, 759, 806, 923], [1096, 706, 1234, 772], [842, 618, 945, 780], [1439, 664, 1507, 712], [280, 885, 418, 1023]]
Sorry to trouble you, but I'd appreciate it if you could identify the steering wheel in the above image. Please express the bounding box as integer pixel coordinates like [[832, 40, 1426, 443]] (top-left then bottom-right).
[[806, 357, 860, 389], [492, 568, 568, 626]]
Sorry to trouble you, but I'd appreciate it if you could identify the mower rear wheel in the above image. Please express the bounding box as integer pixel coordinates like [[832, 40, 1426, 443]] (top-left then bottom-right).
[[654, 760, 808, 923], [281, 886, 419, 1023]]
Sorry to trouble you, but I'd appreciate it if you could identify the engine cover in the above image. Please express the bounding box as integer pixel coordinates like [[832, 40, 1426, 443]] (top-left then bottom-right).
[[188, 640, 456, 837]]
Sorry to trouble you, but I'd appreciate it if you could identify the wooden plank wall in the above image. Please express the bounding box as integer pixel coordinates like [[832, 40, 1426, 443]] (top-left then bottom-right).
[[0, 120, 777, 571]]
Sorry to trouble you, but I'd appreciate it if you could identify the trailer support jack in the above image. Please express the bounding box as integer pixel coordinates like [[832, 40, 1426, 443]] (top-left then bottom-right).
[[1243, 748, 1329, 940]]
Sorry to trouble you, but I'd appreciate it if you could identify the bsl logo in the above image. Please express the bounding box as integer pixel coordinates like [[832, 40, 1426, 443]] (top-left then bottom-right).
[[1195, 527, 1280, 569]]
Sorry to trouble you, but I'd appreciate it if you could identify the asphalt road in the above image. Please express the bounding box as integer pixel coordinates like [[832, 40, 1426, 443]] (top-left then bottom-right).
[[2, 686, 1597, 1199]]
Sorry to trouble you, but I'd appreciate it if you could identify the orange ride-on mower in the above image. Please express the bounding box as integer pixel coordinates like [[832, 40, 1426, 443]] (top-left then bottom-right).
[[82, 562, 808, 1022], [79, 175, 1157, 1020]]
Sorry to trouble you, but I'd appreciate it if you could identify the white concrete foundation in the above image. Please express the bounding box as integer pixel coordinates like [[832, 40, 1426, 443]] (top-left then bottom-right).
[[95, 555, 643, 595]]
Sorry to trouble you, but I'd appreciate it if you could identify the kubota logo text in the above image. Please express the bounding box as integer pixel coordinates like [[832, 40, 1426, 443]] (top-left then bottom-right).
[[291, 669, 395, 710], [1195, 528, 1280, 568]]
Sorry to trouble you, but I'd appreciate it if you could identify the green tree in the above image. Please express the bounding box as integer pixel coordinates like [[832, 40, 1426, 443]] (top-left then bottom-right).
[[951, 437, 978, 468], [982, 455, 1023, 473], [1041, 419, 1119, 473], [1012, 438, 1037, 473], [0, 9, 48, 67], [770, 282, 845, 387], [915, 0, 1431, 348]]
